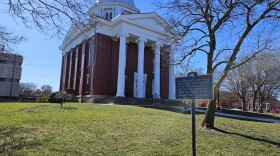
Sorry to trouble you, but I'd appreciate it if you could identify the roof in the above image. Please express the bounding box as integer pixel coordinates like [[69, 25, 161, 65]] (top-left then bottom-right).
[[31, 89, 43, 96], [99, 0, 137, 9]]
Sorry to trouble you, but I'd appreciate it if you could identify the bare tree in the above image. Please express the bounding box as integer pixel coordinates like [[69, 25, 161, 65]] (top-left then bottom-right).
[[1, 0, 95, 38], [244, 54, 269, 111], [154, 0, 280, 128], [0, 25, 25, 53], [41, 84, 53, 95], [175, 61, 204, 77], [19, 82, 37, 96], [257, 53, 280, 112], [224, 67, 250, 111], [244, 52, 280, 112]]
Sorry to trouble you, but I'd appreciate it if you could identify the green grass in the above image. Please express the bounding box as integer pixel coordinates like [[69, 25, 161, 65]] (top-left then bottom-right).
[[0, 103, 280, 156]]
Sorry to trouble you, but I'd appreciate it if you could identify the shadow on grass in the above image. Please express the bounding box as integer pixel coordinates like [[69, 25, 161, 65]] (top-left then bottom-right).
[[17, 105, 78, 113], [139, 105, 183, 113], [213, 128, 280, 147], [0, 127, 43, 155]]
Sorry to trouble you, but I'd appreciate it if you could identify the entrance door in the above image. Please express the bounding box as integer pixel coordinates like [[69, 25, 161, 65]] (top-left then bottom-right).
[[133, 72, 147, 98]]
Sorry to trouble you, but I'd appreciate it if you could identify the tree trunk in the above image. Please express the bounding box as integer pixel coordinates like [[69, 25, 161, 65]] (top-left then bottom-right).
[[252, 91, 257, 112], [217, 87, 220, 108], [202, 85, 217, 128], [258, 91, 263, 113], [258, 104, 264, 113], [242, 97, 246, 111]]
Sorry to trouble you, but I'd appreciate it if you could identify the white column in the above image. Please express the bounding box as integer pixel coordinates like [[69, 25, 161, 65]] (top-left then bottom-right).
[[154, 42, 161, 99], [137, 37, 146, 98], [169, 47, 175, 100], [116, 32, 128, 97]]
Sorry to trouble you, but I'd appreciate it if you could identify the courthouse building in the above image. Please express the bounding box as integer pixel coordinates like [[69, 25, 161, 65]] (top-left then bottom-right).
[[59, 0, 176, 102]]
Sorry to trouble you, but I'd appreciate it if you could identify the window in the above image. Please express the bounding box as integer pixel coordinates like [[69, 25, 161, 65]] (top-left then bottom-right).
[[0, 60, 7, 64], [105, 12, 113, 20], [152, 53, 155, 73], [85, 74, 90, 93], [0, 78, 12, 82], [0, 60, 14, 65], [104, 8, 113, 20], [87, 41, 91, 66], [13, 79, 19, 82], [152, 79, 154, 96]]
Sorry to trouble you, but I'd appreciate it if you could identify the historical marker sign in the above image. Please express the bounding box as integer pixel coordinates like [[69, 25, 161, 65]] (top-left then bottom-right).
[[176, 72, 213, 156], [175, 72, 213, 100]]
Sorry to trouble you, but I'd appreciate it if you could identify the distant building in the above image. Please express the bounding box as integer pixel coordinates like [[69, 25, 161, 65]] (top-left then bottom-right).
[[219, 91, 243, 109], [270, 97, 280, 109], [59, 0, 177, 102], [218, 91, 280, 111], [0, 52, 23, 97], [28, 89, 43, 101]]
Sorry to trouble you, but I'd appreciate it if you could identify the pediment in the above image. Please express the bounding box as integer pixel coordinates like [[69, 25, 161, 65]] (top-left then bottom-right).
[[130, 17, 164, 30], [121, 13, 175, 36], [60, 24, 77, 48]]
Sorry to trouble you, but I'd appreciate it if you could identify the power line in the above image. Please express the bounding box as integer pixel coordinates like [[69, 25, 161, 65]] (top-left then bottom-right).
[[23, 72, 60, 78], [24, 63, 60, 67]]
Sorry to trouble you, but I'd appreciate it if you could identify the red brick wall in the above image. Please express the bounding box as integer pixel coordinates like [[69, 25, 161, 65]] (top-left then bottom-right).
[[125, 42, 138, 97], [160, 51, 169, 99], [109, 40, 119, 96], [144, 46, 154, 98], [91, 33, 113, 95]]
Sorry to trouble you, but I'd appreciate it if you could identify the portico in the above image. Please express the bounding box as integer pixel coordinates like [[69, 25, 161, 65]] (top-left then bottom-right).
[[113, 31, 175, 99]]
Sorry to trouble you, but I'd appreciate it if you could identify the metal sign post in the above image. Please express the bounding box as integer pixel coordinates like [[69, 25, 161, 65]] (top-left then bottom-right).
[[175, 72, 213, 156], [191, 99, 196, 156]]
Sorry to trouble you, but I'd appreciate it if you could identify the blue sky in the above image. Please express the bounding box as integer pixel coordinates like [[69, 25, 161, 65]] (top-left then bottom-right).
[[0, 0, 206, 91]]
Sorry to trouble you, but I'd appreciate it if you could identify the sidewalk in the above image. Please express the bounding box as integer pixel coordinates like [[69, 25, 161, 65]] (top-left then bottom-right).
[[138, 105, 280, 123], [196, 108, 280, 123]]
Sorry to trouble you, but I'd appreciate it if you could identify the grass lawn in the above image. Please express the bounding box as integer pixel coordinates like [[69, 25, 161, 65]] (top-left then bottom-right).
[[0, 103, 279, 155]]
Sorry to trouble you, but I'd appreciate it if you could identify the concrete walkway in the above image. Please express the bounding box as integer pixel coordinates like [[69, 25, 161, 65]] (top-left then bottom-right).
[[139, 105, 280, 123], [196, 108, 280, 123]]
